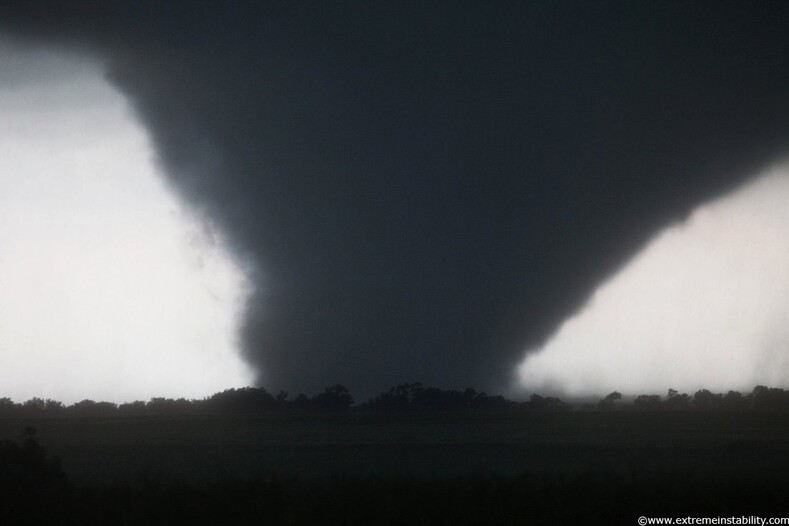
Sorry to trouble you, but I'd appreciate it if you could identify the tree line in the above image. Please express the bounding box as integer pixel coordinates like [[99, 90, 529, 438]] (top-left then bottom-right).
[[591, 385, 789, 412], [1, 384, 789, 417]]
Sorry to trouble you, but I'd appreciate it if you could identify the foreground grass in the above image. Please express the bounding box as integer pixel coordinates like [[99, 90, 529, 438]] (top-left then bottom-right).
[[7, 471, 789, 525], [3, 412, 789, 524], [1, 411, 788, 484]]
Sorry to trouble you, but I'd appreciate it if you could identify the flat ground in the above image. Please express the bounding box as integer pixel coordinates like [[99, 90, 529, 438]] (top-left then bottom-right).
[[1, 411, 788, 486]]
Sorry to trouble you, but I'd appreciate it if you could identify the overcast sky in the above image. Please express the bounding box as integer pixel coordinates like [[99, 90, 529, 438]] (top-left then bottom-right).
[[0, 37, 252, 403], [0, 2, 788, 401]]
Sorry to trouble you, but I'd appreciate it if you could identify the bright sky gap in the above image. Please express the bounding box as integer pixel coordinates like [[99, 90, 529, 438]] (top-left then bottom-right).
[[0, 38, 253, 404], [519, 162, 789, 397]]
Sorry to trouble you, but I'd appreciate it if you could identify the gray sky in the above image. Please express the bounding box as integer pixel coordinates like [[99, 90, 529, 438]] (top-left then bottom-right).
[[0, 2, 788, 401], [0, 39, 251, 403]]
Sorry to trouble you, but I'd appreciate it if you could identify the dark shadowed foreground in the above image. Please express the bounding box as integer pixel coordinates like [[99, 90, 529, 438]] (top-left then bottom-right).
[[2, 409, 789, 524]]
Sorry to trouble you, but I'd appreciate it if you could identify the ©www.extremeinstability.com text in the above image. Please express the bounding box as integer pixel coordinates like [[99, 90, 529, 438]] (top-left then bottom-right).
[[638, 517, 789, 525]]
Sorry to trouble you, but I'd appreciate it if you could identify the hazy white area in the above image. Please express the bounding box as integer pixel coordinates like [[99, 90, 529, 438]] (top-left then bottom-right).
[[0, 38, 253, 403], [519, 162, 789, 397]]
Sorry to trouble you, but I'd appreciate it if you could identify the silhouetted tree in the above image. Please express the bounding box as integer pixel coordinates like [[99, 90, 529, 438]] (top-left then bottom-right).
[[205, 387, 281, 413], [293, 393, 310, 411], [0, 427, 70, 521], [17, 398, 64, 417], [361, 383, 422, 411], [147, 397, 195, 415], [632, 395, 661, 411], [526, 394, 571, 412], [0, 397, 15, 417], [68, 400, 118, 417], [360, 383, 516, 412], [750, 385, 789, 411], [597, 392, 622, 411], [692, 389, 722, 410], [310, 385, 353, 412], [663, 389, 690, 410], [21, 398, 46, 417], [13, 383, 789, 418], [468, 391, 514, 411], [118, 400, 147, 415], [722, 390, 749, 411]]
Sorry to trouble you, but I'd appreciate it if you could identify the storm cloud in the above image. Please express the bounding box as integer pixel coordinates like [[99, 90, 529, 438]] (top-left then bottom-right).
[[1, 2, 788, 399]]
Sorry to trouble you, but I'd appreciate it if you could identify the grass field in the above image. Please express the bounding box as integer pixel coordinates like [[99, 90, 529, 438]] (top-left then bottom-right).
[[2, 411, 789, 485], [3, 411, 789, 523]]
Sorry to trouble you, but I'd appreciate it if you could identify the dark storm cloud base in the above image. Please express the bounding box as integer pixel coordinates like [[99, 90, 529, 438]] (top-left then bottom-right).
[[1, 1, 788, 398]]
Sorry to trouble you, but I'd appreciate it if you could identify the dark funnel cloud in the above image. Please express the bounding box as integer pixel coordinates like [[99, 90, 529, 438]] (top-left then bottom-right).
[[2, 1, 788, 398]]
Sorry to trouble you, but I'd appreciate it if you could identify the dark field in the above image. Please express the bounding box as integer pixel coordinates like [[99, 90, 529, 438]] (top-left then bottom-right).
[[2, 411, 788, 484], [4, 412, 789, 524]]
